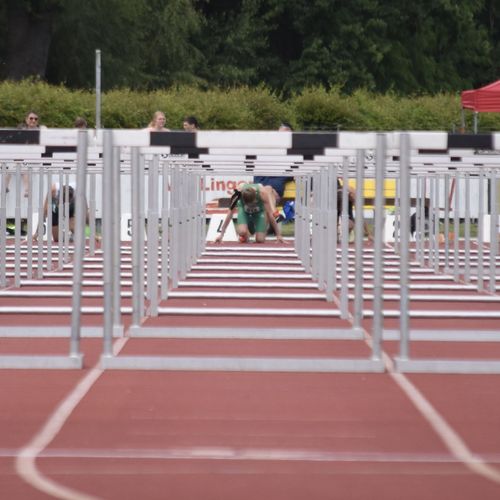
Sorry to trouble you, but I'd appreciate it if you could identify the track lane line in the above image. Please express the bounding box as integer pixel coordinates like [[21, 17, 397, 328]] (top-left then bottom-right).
[[14, 337, 128, 500]]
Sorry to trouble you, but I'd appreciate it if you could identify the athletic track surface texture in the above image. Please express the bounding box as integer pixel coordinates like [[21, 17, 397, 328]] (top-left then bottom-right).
[[1, 238, 500, 500]]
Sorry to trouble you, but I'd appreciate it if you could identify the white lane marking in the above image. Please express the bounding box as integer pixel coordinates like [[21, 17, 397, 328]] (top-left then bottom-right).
[[15, 448, 500, 464], [365, 242, 500, 485], [386, 355, 500, 485], [15, 338, 128, 500]]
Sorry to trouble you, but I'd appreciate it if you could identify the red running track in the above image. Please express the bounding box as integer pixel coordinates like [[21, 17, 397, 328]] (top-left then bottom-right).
[[1, 240, 500, 499]]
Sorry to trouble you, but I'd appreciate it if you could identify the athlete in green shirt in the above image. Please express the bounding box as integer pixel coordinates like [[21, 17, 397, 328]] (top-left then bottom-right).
[[214, 183, 285, 243]]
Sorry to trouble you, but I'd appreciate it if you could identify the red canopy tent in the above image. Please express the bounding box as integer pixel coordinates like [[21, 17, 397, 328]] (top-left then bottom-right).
[[461, 80, 500, 132], [461, 79, 500, 112]]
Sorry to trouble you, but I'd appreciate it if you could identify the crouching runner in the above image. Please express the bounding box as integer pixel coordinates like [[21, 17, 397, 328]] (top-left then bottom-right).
[[214, 183, 285, 244]]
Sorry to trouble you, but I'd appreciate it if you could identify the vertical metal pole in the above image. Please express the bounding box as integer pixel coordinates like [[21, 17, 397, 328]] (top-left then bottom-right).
[[297, 177, 305, 262], [95, 49, 102, 130], [318, 168, 327, 290], [63, 178, 70, 264], [26, 168, 33, 279], [138, 155, 145, 317], [147, 156, 160, 316], [331, 168, 338, 294], [311, 171, 319, 282], [131, 147, 142, 328], [57, 172, 64, 269], [463, 172, 471, 283], [415, 177, 423, 265], [170, 166, 179, 288], [353, 149, 365, 330], [102, 130, 114, 356], [70, 129, 88, 360], [489, 169, 498, 293], [477, 170, 485, 291], [0, 163, 6, 288], [453, 171, 460, 281], [394, 177, 400, 252], [161, 163, 170, 300], [340, 160, 350, 318], [199, 173, 206, 257], [296, 176, 305, 263], [372, 133, 386, 360], [302, 175, 311, 273], [443, 174, 450, 273], [428, 177, 435, 271], [112, 146, 122, 332], [36, 166, 44, 278], [88, 172, 96, 256], [325, 165, 335, 302], [398, 133, 411, 360], [433, 175, 440, 274], [14, 164, 22, 288], [46, 172, 53, 270], [294, 176, 301, 259]]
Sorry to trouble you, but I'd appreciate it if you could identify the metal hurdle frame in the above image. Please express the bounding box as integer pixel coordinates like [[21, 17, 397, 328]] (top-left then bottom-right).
[[1, 128, 500, 372], [102, 131, 392, 372], [393, 133, 500, 374], [0, 129, 89, 368], [0, 132, 105, 341]]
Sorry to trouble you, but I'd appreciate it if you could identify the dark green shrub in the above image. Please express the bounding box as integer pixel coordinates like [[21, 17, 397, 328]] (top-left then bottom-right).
[[1, 79, 498, 133]]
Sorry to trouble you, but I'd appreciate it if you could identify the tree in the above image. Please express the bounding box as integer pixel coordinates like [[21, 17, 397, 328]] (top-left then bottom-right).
[[46, 0, 149, 89], [140, 0, 205, 88], [46, 0, 204, 89], [0, 0, 498, 95], [197, 0, 276, 87], [3, 0, 64, 80]]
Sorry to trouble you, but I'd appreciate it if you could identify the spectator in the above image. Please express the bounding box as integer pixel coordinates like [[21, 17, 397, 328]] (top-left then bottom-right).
[[5, 111, 41, 197], [183, 116, 200, 131], [147, 111, 170, 131], [74, 116, 87, 129]]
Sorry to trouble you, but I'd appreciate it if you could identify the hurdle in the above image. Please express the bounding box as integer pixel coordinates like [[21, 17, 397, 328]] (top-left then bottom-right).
[[0, 129, 91, 368], [1, 128, 500, 372]]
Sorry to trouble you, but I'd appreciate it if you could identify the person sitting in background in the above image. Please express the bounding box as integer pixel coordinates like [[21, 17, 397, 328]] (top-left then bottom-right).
[[337, 179, 373, 242], [214, 183, 285, 244], [254, 121, 294, 220], [34, 184, 88, 243], [147, 111, 170, 131], [183, 115, 200, 131]]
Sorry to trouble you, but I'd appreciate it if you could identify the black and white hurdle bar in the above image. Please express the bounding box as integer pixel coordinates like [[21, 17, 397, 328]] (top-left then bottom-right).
[[0, 129, 499, 372]]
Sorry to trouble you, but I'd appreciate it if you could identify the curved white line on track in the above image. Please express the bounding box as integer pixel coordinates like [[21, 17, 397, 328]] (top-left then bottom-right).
[[383, 352, 500, 484], [15, 337, 128, 500], [378, 242, 500, 484]]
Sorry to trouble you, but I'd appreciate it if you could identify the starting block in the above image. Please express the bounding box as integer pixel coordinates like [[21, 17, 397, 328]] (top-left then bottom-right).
[[206, 214, 238, 242]]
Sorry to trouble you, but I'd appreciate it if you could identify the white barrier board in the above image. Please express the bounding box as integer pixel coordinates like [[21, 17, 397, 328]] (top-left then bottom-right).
[[206, 214, 238, 242], [483, 214, 500, 243]]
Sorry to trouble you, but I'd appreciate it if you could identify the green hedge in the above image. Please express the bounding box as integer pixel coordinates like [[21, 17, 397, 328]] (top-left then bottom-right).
[[1, 79, 499, 132]]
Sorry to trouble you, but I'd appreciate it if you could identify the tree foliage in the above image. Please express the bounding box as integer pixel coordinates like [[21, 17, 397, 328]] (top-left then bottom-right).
[[0, 0, 498, 95]]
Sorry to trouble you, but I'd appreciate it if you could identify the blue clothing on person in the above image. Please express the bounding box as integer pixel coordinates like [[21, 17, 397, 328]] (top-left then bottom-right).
[[253, 176, 289, 198]]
